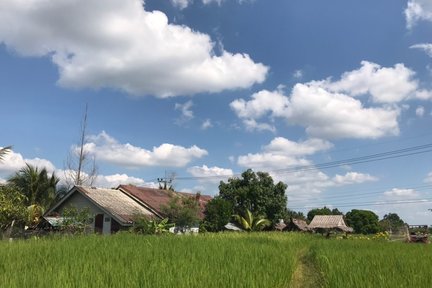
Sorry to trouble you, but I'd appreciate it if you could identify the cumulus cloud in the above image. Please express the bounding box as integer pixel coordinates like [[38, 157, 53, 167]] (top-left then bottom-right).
[[0, 149, 56, 176], [331, 172, 377, 186], [83, 131, 207, 168], [0, 0, 267, 97], [230, 61, 425, 139], [320, 61, 426, 103], [405, 0, 432, 29], [411, 43, 432, 57], [171, 0, 191, 9], [93, 173, 158, 188], [383, 188, 419, 198], [187, 165, 233, 183], [230, 89, 289, 132]]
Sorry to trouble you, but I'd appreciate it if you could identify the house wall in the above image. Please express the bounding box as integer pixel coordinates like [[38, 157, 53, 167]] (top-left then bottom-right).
[[55, 192, 112, 235]]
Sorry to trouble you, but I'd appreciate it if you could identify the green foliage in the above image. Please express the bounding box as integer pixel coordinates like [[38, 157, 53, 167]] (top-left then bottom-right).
[[7, 163, 59, 209], [0, 233, 303, 287], [160, 194, 200, 227], [0, 185, 28, 230], [0, 145, 12, 162], [27, 204, 44, 227], [379, 213, 406, 232], [345, 209, 380, 234], [203, 197, 233, 232], [286, 209, 306, 221], [233, 208, 271, 232], [219, 169, 287, 224], [60, 206, 92, 234], [307, 206, 342, 222], [131, 217, 173, 235]]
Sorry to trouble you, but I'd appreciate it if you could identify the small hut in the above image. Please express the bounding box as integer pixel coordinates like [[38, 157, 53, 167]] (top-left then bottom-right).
[[308, 215, 353, 235], [284, 218, 309, 232]]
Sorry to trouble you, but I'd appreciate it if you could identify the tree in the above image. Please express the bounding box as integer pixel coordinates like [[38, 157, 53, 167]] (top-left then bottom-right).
[[0, 185, 28, 230], [219, 169, 287, 224], [307, 206, 342, 222], [345, 209, 380, 234], [160, 194, 200, 228], [233, 208, 271, 232], [8, 163, 59, 209], [379, 213, 406, 232], [64, 104, 97, 188], [0, 146, 12, 162], [203, 197, 233, 232], [286, 209, 306, 221]]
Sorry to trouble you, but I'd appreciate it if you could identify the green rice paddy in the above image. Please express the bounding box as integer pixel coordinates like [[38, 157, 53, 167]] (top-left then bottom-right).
[[0, 233, 430, 287]]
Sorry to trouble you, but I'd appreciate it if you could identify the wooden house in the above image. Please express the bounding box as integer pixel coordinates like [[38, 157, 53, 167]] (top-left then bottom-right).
[[284, 218, 309, 232], [45, 186, 154, 235]]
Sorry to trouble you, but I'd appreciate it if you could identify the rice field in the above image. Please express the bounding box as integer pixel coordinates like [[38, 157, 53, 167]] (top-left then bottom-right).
[[0, 233, 431, 287]]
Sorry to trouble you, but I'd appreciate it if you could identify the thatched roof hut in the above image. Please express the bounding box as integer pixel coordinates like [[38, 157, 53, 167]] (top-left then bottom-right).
[[284, 218, 309, 232], [308, 215, 353, 232]]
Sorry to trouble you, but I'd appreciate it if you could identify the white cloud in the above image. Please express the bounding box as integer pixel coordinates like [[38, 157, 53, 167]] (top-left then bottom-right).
[[187, 165, 233, 181], [405, 0, 432, 29], [0, 149, 56, 176], [175, 100, 194, 124], [0, 0, 267, 97], [201, 119, 213, 130], [321, 61, 424, 103], [263, 137, 333, 157], [171, 0, 191, 9], [230, 89, 289, 132], [411, 43, 432, 57], [84, 131, 207, 168], [383, 188, 419, 198], [93, 173, 158, 188], [416, 106, 425, 117], [331, 172, 377, 186], [293, 70, 303, 79], [231, 62, 415, 139]]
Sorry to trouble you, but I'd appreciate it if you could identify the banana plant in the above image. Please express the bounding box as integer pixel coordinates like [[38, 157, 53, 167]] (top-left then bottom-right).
[[233, 209, 271, 232]]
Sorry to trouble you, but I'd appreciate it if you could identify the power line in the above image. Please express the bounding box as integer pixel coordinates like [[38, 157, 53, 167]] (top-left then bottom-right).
[[161, 142, 432, 182], [289, 198, 432, 210]]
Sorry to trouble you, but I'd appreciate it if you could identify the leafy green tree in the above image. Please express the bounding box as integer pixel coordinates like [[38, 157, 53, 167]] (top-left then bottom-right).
[[8, 163, 59, 209], [160, 194, 200, 227], [0, 185, 28, 230], [286, 209, 306, 221], [219, 169, 287, 224], [345, 209, 380, 234], [60, 206, 92, 234], [233, 209, 271, 232], [203, 197, 233, 232], [131, 217, 173, 235], [0, 146, 12, 162], [379, 213, 406, 232], [307, 206, 342, 222]]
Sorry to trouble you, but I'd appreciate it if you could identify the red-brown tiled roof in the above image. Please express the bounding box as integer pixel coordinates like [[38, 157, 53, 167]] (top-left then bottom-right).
[[118, 185, 212, 219]]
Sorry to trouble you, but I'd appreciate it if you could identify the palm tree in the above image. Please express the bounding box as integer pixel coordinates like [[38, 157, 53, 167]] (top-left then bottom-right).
[[8, 163, 59, 209], [233, 209, 271, 232], [0, 146, 12, 162]]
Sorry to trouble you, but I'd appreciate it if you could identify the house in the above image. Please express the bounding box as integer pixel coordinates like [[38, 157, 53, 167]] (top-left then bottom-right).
[[284, 218, 309, 232], [308, 215, 353, 233], [44, 186, 154, 235], [118, 185, 212, 220]]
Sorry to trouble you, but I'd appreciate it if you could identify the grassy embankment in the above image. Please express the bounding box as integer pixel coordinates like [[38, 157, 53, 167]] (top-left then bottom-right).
[[0, 233, 431, 287]]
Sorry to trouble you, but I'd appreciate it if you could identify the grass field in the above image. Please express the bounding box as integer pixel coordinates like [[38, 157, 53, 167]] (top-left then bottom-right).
[[0, 233, 430, 287]]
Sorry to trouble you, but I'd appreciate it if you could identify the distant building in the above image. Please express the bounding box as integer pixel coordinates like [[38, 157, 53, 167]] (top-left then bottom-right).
[[284, 218, 309, 232], [308, 215, 353, 233]]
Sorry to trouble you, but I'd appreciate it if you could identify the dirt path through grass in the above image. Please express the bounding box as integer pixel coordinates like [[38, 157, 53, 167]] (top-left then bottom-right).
[[290, 249, 325, 288]]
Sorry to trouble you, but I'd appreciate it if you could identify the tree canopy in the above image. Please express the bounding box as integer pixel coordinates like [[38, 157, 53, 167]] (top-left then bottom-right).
[[8, 163, 59, 209], [345, 209, 380, 234], [203, 197, 233, 232], [218, 169, 287, 224], [379, 213, 406, 232]]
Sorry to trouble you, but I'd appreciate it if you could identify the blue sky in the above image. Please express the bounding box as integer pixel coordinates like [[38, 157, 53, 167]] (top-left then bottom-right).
[[1, 0, 432, 224]]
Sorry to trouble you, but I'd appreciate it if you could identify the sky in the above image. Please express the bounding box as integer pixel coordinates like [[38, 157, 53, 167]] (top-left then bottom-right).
[[1, 0, 432, 224]]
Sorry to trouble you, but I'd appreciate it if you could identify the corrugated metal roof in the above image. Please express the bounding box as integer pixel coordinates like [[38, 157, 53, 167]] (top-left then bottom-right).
[[77, 187, 154, 224], [308, 215, 352, 232], [118, 185, 212, 219]]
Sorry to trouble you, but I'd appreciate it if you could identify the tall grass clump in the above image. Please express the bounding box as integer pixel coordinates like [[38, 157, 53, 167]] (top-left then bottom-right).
[[0, 232, 306, 288], [311, 239, 432, 288]]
